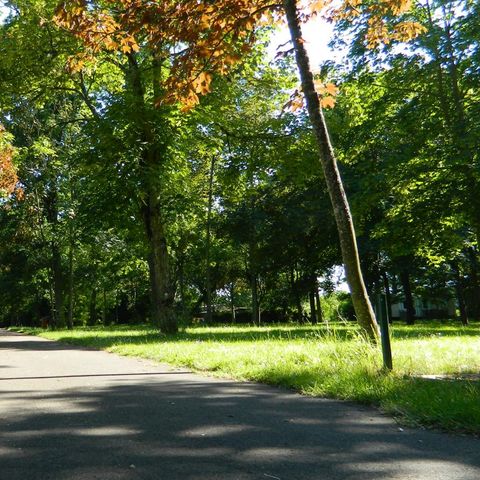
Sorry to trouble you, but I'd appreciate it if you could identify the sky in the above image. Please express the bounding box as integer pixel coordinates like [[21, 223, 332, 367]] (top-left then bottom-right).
[[270, 16, 336, 68]]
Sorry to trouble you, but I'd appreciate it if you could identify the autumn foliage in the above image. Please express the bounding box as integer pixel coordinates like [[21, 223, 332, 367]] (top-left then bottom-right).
[[54, 0, 424, 110], [0, 125, 18, 197], [55, 0, 281, 109]]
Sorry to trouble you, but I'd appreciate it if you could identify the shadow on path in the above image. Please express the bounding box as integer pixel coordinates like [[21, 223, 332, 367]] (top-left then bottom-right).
[[1, 329, 479, 480]]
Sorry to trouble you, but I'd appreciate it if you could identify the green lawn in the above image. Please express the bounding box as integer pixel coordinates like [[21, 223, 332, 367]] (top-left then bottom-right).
[[11, 321, 480, 434]]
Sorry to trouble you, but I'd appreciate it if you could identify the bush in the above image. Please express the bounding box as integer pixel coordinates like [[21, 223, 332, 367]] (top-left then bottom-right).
[[321, 292, 355, 322]]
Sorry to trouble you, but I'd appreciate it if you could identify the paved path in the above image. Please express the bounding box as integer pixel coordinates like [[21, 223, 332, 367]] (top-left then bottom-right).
[[0, 329, 478, 480]]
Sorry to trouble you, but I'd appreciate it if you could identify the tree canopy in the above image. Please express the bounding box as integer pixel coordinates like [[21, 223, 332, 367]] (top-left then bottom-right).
[[0, 0, 477, 336]]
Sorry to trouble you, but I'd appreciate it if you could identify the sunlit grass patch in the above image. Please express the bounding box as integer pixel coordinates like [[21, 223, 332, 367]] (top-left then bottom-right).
[[11, 320, 480, 434]]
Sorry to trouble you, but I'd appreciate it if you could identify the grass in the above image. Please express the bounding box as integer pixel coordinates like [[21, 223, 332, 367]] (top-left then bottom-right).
[[10, 320, 480, 435]]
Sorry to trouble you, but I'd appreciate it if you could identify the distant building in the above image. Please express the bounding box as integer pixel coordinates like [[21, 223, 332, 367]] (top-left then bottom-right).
[[390, 297, 456, 320]]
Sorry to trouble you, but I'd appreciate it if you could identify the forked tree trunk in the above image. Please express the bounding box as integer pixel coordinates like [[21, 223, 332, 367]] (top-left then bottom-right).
[[283, 0, 380, 340]]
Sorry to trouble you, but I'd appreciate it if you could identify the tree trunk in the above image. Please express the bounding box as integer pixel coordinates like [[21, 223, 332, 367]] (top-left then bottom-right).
[[43, 185, 65, 329], [205, 156, 216, 324], [452, 264, 468, 325], [467, 247, 480, 320], [230, 282, 236, 324], [283, 0, 379, 341], [88, 287, 97, 326], [315, 289, 324, 323], [178, 254, 186, 315], [51, 242, 65, 328], [102, 287, 107, 325], [67, 220, 74, 330], [143, 196, 177, 333], [309, 290, 317, 324], [382, 271, 393, 324], [400, 270, 415, 325], [251, 273, 260, 325], [290, 266, 303, 323], [127, 52, 177, 334]]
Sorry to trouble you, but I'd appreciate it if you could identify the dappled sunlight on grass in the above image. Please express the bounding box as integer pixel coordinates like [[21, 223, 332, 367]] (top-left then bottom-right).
[[12, 320, 480, 433]]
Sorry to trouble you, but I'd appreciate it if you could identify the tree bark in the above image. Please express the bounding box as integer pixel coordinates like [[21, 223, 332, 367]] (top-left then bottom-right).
[[143, 196, 177, 333], [283, 0, 379, 340]]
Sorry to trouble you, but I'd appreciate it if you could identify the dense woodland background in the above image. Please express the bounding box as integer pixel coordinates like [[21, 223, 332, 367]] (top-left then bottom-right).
[[1, 0, 479, 330]]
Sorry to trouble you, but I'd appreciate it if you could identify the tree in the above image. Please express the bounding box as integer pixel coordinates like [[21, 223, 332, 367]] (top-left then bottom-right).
[[328, 0, 480, 323], [0, 125, 18, 197], [1, 0, 428, 336], [54, 0, 421, 339]]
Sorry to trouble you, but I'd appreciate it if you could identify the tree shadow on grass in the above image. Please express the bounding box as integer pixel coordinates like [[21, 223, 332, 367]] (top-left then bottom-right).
[[43, 321, 479, 355], [47, 324, 359, 350], [389, 320, 480, 340]]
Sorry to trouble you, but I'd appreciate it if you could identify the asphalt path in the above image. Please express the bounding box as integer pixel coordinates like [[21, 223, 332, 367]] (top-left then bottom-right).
[[0, 329, 479, 480]]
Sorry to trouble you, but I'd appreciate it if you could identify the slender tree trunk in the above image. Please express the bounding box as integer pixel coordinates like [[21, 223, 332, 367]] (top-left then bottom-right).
[[382, 271, 393, 324], [400, 270, 415, 325], [51, 243, 65, 328], [102, 287, 107, 325], [467, 247, 480, 320], [178, 254, 186, 315], [88, 287, 97, 326], [251, 273, 260, 325], [230, 282, 236, 324], [47, 273, 55, 329], [42, 186, 65, 329], [452, 264, 468, 325], [283, 0, 379, 341], [205, 156, 216, 324], [289, 266, 302, 322], [67, 220, 74, 330], [309, 290, 317, 324], [315, 289, 324, 323]]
